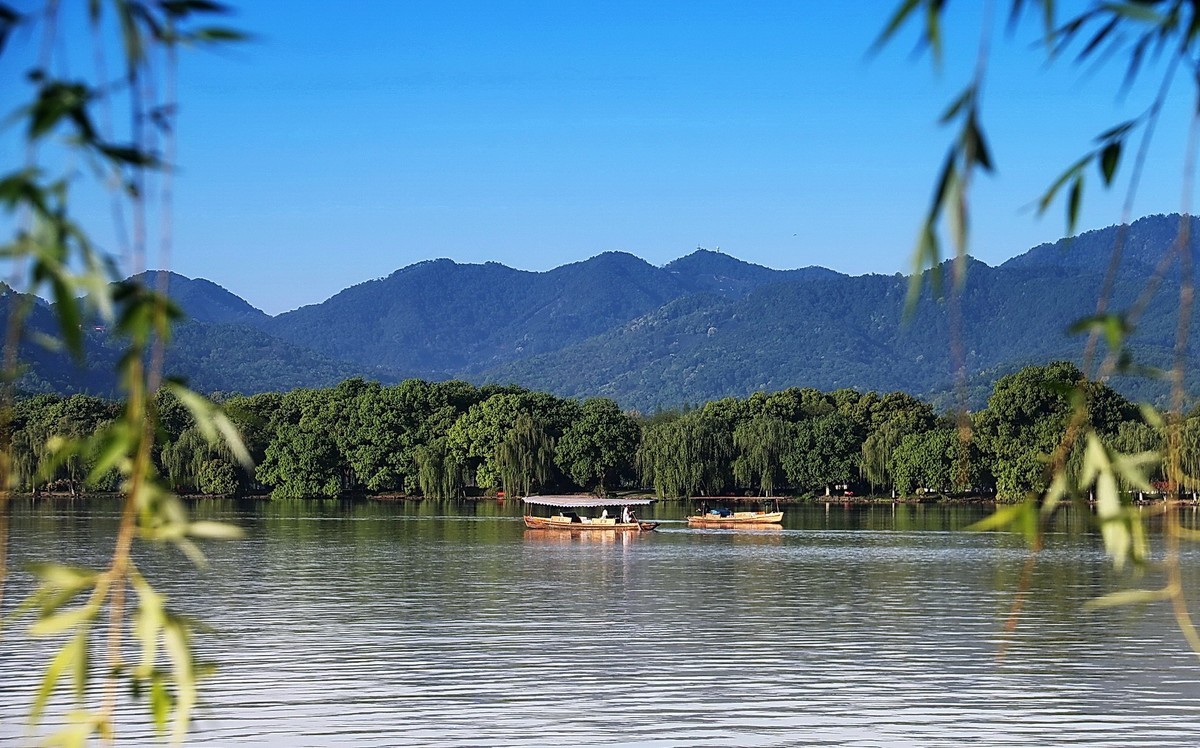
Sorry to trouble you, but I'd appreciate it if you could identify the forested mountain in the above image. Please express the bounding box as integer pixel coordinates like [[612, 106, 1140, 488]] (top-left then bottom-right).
[[15, 213, 1200, 408], [132, 271, 271, 326]]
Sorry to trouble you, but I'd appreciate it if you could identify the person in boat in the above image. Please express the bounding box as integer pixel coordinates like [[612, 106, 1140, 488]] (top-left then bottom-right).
[[601, 509, 609, 519], [621, 506, 631, 523]]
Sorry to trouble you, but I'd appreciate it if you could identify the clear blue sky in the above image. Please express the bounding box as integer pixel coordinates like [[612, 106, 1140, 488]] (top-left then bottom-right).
[[4, 2, 1193, 314]]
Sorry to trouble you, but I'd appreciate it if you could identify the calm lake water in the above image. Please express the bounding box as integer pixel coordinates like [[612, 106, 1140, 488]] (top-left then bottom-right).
[[3, 498, 1200, 746]]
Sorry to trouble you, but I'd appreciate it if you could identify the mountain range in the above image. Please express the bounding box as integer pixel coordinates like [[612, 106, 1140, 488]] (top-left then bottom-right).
[[12, 213, 1200, 410]]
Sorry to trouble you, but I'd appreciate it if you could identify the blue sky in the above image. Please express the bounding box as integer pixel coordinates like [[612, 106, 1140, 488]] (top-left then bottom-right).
[[3, 2, 1194, 314]]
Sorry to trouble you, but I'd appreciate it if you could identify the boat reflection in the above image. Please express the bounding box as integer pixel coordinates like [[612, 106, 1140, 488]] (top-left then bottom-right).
[[522, 528, 644, 545]]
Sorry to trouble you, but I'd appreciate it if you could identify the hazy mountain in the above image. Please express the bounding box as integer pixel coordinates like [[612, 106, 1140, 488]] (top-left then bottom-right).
[[129, 270, 270, 326], [262, 252, 690, 376], [18, 214, 1200, 407], [663, 249, 842, 296], [1001, 213, 1200, 277]]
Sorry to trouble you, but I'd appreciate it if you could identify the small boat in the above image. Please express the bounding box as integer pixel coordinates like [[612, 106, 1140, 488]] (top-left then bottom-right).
[[687, 497, 783, 527], [522, 496, 658, 532]]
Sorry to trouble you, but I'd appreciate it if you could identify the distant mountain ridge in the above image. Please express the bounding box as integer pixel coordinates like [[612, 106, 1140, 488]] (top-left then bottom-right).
[[15, 213, 1200, 409]]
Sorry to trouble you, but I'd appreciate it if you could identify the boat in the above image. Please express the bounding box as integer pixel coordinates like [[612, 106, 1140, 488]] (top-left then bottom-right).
[[687, 497, 783, 527], [522, 496, 658, 532]]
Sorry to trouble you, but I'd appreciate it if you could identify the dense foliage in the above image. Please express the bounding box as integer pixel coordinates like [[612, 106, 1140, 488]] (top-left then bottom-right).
[[13, 362, 1192, 502]]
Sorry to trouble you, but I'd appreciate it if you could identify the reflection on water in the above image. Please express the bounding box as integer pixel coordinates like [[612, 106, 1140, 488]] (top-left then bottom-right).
[[2, 499, 1200, 746]]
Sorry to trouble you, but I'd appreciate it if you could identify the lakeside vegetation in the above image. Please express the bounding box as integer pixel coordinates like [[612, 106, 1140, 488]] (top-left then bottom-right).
[[14, 360, 1199, 503]]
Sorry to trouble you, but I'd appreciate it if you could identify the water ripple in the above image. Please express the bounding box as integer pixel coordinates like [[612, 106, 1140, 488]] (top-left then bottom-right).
[[2, 502, 1199, 746]]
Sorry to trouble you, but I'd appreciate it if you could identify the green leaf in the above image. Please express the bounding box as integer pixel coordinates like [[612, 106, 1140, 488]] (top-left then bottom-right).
[[871, 0, 922, 55], [158, 0, 232, 17], [31, 631, 87, 725], [167, 383, 252, 469], [1138, 403, 1164, 428], [966, 114, 994, 172], [189, 25, 246, 43], [96, 143, 160, 168], [163, 616, 197, 742], [1037, 156, 1088, 215], [1067, 173, 1083, 235], [50, 274, 84, 359], [1083, 586, 1171, 610], [968, 498, 1037, 538], [1042, 469, 1069, 515], [0, 3, 20, 57], [150, 677, 171, 736], [28, 82, 95, 141], [1102, 1, 1165, 24], [1096, 119, 1138, 142], [30, 603, 97, 637], [1068, 312, 1129, 350], [1099, 140, 1121, 185], [939, 86, 973, 124], [187, 520, 243, 539]]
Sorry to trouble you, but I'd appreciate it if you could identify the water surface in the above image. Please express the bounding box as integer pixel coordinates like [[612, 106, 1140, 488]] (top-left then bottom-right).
[[2, 499, 1199, 746]]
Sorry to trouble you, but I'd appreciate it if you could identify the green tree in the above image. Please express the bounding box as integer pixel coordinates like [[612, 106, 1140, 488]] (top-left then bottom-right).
[[784, 413, 859, 494], [0, 3, 251, 741], [891, 428, 984, 497], [496, 413, 556, 497], [732, 415, 791, 496], [414, 437, 466, 499], [556, 398, 640, 494], [638, 411, 732, 498], [257, 423, 342, 499], [974, 362, 1130, 500]]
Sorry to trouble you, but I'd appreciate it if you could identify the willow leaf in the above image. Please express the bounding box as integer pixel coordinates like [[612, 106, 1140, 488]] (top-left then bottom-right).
[[1083, 586, 1172, 609]]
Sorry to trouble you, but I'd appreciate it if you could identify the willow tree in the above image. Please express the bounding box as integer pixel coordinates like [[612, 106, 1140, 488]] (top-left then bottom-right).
[[861, 419, 907, 497], [414, 437, 466, 499], [638, 412, 732, 498], [732, 415, 791, 496], [0, 2, 251, 743], [495, 413, 555, 498], [884, 0, 1200, 645]]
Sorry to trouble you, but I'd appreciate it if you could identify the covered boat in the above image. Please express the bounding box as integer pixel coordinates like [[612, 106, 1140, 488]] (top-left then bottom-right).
[[522, 496, 658, 532], [687, 497, 783, 527]]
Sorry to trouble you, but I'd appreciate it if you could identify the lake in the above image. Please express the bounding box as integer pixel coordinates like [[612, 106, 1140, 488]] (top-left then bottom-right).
[[3, 498, 1200, 746]]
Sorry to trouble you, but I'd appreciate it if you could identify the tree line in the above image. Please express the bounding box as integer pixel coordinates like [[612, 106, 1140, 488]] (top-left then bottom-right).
[[10, 361, 1200, 502]]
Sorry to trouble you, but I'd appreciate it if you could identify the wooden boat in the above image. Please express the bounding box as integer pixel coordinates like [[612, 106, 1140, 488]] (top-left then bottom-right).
[[522, 496, 658, 532], [687, 497, 783, 527]]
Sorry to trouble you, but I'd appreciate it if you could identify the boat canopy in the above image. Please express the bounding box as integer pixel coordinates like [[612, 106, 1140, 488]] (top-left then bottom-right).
[[522, 496, 654, 508]]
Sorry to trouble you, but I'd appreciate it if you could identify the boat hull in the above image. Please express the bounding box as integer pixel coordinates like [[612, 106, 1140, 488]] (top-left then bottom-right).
[[523, 515, 659, 532], [687, 511, 783, 527]]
